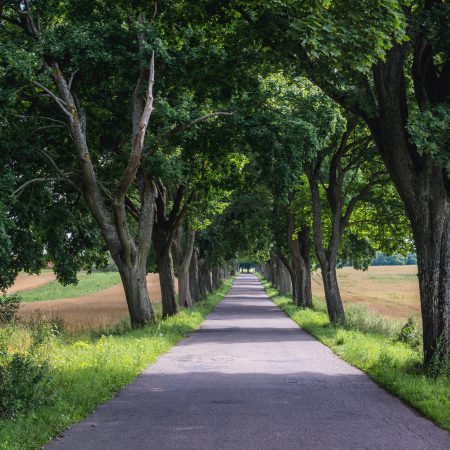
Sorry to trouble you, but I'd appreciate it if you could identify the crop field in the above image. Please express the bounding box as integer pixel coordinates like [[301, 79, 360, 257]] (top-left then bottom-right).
[[312, 265, 420, 324], [9, 272, 175, 332]]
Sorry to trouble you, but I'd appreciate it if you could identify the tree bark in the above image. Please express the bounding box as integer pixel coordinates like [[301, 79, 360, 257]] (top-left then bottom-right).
[[40, 42, 157, 328], [369, 43, 450, 363], [189, 247, 200, 302], [321, 259, 345, 324], [117, 263, 152, 327], [155, 245, 177, 318], [307, 168, 346, 324], [198, 258, 208, 298], [286, 206, 313, 308], [205, 266, 212, 293], [212, 265, 221, 290], [175, 229, 196, 308]]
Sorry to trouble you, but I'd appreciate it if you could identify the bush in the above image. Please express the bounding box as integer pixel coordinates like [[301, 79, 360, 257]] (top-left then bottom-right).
[[0, 294, 21, 324], [395, 317, 422, 349], [0, 352, 51, 418]]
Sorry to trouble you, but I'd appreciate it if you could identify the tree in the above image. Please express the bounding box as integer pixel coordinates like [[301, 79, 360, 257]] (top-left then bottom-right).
[[288, 0, 449, 363], [202, 0, 449, 362]]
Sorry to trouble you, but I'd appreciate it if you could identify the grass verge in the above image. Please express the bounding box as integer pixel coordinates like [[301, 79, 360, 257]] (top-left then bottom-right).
[[0, 278, 233, 449], [18, 272, 121, 302], [260, 278, 450, 432]]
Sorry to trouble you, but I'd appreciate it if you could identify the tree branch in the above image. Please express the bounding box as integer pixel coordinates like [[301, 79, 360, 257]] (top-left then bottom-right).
[[33, 81, 71, 118], [145, 111, 235, 155], [13, 177, 68, 196]]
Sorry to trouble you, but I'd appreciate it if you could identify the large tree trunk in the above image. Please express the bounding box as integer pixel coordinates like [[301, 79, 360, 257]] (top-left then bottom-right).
[[298, 227, 313, 308], [198, 258, 208, 298], [177, 269, 191, 308], [175, 229, 196, 308], [117, 262, 153, 328], [189, 248, 200, 302], [155, 245, 178, 318], [287, 209, 313, 308], [269, 253, 278, 288], [371, 43, 450, 363], [212, 265, 221, 290], [205, 266, 212, 293], [320, 258, 345, 324], [307, 171, 345, 324]]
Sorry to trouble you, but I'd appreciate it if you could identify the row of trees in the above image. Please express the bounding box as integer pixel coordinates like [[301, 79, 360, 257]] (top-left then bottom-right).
[[0, 1, 448, 365]]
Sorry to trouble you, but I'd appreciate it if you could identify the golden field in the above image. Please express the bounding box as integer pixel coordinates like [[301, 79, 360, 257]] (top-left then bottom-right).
[[312, 265, 420, 323]]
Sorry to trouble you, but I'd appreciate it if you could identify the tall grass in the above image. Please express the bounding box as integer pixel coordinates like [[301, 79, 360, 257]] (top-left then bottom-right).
[[260, 279, 450, 432], [0, 279, 233, 450]]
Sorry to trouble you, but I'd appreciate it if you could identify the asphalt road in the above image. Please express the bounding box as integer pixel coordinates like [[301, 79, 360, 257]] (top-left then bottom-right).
[[47, 274, 450, 450]]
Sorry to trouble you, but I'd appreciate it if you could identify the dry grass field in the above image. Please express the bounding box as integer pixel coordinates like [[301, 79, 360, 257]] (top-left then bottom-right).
[[312, 265, 420, 323], [6, 271, 56, 293], [17, 274, 176, 332]]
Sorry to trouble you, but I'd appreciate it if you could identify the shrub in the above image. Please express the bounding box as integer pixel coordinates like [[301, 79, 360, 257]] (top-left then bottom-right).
[[0, 352, 51, 418], [0, 294, 21, 324], [26, 312, 63, 348], [345, 304, 400, 338], [395, 317, 422, 349]]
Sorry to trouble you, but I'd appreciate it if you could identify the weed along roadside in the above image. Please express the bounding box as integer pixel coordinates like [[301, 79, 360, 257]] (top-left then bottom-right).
[[0, 278, 234, 450], [258, 276, 450, 433]]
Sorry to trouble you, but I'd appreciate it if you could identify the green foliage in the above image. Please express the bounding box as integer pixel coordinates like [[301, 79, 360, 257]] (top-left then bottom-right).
[[0, 294, 21, 324], [407, 103, 450, 172], [395, 317, 422, 350], [371, 251, 417, 266], [0, 353, 51, 419], [288, 0, 407, 72]]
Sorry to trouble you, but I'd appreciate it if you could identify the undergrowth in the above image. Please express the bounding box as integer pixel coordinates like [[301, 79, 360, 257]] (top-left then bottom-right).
[[0, 278, 233, 450], [260, 278, 450, 432]]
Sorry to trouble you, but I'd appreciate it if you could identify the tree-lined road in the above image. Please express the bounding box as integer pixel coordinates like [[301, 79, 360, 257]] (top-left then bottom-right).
[[47, 275, 450, 450]]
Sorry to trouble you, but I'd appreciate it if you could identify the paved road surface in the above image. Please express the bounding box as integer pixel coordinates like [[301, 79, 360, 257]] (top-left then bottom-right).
[[47, 275, 450, 450]]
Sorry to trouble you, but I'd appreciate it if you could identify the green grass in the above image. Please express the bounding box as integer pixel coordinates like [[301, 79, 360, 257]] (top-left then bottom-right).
[[0, 278, 233, 449], [259, 278, 450, 433], [18, 272, 121, 302]]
